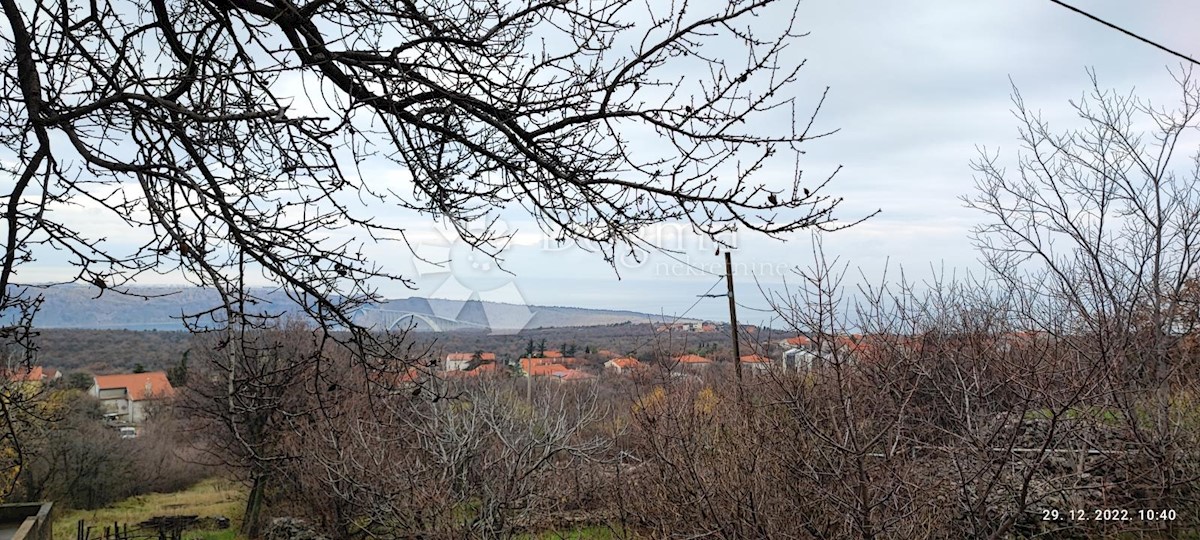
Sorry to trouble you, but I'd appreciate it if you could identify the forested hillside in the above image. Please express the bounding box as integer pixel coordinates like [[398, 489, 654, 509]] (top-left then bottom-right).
[[32, 329, 191, 374]]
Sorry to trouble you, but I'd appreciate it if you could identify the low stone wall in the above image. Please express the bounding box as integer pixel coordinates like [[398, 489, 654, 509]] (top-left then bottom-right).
[[0, 502, 53, 540]]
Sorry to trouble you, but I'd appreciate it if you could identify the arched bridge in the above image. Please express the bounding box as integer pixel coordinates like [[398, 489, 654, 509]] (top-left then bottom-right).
[[351, 308, 491, 332]]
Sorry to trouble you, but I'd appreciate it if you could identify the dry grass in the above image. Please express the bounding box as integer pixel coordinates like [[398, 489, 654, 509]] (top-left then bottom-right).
[[52, 477, 245, 540]]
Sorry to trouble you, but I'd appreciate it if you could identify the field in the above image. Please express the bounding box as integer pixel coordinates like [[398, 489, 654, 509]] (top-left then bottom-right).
[[49, 479, 622, 540], [52, 478, 245, 540]]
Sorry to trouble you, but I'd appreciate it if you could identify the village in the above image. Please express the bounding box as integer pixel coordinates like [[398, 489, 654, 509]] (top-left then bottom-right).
[[6, 322, 812, 435], [4, 325, 1062, 443]]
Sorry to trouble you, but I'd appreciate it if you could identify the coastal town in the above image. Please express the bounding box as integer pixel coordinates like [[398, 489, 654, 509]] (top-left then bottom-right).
[[1, 0, 1195, 537]]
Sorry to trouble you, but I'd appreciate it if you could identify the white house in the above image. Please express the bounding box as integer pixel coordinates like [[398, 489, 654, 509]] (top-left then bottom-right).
[[781, 348, 820, 371], [445, 352, 496, 371], [88, 371, 175, 424], [604, 356, 642, 374], [739, 354, 773, 374]]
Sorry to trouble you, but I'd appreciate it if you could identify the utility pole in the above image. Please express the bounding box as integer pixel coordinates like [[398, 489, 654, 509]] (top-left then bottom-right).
[[725, 251, 743, 385]]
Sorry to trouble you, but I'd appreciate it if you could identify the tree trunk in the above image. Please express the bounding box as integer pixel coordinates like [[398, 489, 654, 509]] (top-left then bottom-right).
[[242, 475, 266, 538]]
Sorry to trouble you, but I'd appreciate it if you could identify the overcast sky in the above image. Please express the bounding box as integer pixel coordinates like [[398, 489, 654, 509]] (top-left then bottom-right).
[[375, 0, 1200, 326], [21, 0, 1200, 328]]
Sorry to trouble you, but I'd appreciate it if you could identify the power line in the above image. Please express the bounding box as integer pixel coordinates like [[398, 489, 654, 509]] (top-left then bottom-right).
[[655, 248, 723, 277], [676, 277, 725, 322], [735, 300, 776, 314], [626, 276, 724, 356], [1049, 0, 1200, 66]]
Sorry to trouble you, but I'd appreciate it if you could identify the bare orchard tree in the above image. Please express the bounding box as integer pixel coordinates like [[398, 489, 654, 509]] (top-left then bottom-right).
[[0, 0, 862, 494], [752, 236, 1131, 538], [282, 376, 610, 538], [0, 344, 47, 495], [184, 320, 329, 537], [763, 240, 930, 539], [899, 279, 1114, 539], [183, 319, 443, 538], [620, 241, 931, 539], [966, 69, 1200, 534]]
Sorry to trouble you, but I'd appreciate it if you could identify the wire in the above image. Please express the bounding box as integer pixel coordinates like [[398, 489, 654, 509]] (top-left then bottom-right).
[[734, 300, 777, 314], [1049, 0, 1200, 66], [655, 249, 724, 277], [625, 276, 725, 356]]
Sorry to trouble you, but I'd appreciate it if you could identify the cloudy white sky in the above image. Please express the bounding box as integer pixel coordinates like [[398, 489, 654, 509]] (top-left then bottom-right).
[[19, 0, 1200, 327], [385, 0, 1200, 325]]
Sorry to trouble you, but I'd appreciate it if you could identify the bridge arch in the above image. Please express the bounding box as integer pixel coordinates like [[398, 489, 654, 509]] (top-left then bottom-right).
[[388, 312, 444, 332]]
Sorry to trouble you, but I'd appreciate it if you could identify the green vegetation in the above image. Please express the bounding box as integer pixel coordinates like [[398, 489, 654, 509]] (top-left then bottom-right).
[[517, 525, 626, 540], [1025, 394, 1200, 427], [186, 531, 239, 540], [50, 478, 622, 540], [52, 478, 245, 540]]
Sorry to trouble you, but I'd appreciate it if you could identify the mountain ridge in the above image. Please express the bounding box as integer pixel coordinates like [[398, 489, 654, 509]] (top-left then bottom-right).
[[14, 284, 697, 331]]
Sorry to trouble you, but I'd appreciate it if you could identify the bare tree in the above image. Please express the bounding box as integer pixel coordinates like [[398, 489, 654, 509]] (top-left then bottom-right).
[[762, 240, 931, 540], [185, 321, 328, 536], [277, 375, 609, 538], [967, 68, 1200, 535], [0, 0, 856, 323], [0, 0, 865, 495], [0, 345, 46, 496], [735, 235, 1127, 539]]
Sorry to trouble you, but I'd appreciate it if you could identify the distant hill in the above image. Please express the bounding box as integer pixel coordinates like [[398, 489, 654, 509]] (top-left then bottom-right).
[[33, 328, 192, 374], [16, 284, 693, 331], [31, 319, 755, 375]]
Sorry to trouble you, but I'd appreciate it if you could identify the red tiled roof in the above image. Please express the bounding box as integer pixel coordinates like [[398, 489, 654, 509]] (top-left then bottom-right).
[[6, 366, 44, 382], [367, 366, 422, 386], [675, 354, 711, 364], [527, 364, 568, 376], [520, 357, 553, 369], [832, 335, 857, 349], [785, 336, 813, 347], [398, 368, 420, 383], [542, 350, 564, 358], [555, 369, 596, 381], [445, 363, 500, 378], [606, 357, 641, 369], [93, 372, 175, 401], [739, 354, 771, 364]]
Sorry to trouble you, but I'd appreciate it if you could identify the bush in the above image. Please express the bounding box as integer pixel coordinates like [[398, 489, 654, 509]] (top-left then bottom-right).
[[14, 390, 210, 510]]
